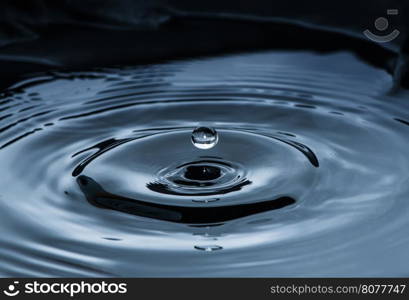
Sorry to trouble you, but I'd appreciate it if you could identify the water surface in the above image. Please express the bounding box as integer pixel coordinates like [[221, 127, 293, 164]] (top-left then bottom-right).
[[0, 51, 409, 276]]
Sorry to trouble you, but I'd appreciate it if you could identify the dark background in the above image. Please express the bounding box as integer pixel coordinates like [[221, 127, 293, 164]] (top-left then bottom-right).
[[0, 0, 408, 89]]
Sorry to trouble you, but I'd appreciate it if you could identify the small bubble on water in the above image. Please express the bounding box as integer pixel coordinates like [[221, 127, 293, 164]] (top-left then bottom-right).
[[191, 127, 218, 149], [194, 245, 223, 251], [192, 198, 220, 203]]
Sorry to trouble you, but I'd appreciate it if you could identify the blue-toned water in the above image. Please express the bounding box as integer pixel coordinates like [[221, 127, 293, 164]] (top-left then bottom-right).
[[0, 51, 409, 276]]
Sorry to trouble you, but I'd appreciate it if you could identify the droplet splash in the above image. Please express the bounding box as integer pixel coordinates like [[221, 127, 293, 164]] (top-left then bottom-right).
[[191, 127, 218, 149], [1, 51, 409, 276]]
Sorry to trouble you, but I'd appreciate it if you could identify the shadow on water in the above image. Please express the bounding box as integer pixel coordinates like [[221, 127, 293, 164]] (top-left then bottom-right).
[[77, 175, 296, 224]]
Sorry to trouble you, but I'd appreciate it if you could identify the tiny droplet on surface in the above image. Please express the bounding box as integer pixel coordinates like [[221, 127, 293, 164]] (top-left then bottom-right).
[[194, 245, 223, 251]]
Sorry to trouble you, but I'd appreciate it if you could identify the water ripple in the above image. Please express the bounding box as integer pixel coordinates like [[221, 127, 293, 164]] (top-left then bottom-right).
[[0, 51, 408, 276]]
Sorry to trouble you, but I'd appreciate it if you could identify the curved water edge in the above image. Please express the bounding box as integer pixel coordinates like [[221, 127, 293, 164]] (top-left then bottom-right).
[[0, 51, 409, 276]]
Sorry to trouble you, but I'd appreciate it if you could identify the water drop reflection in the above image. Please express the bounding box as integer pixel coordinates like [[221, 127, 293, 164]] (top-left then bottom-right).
[[191, 127, 218, 149]]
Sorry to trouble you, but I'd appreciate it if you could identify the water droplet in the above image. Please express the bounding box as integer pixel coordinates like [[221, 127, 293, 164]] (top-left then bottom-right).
[[192, 198, 220, 203], [194, 245, 223, 251], [191, 127, 218, 149]]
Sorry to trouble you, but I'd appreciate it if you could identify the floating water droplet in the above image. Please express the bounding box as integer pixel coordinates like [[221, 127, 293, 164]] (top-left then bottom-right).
[[191, 127, 218, 149], [194, 245, 223, 251]]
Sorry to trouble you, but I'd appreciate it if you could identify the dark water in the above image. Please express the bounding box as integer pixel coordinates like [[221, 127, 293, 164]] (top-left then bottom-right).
[[1, 51, 409, 276]]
